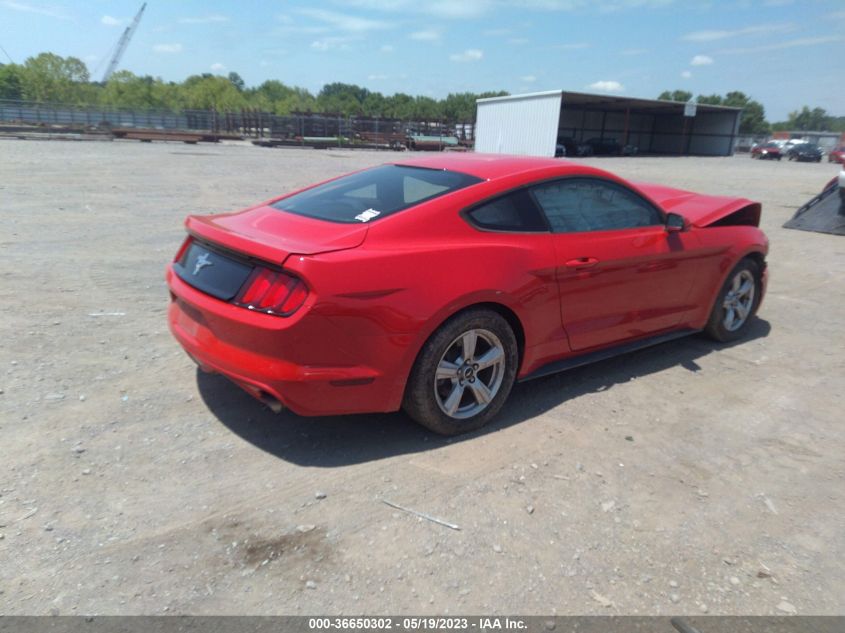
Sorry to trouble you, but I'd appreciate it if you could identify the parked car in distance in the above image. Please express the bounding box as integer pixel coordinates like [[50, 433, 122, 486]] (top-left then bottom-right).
[[555, 136, 593, 158], [583, 137, 622, 155], [787, 143, 823, 162], [167, 154, 769, 435], [827, 146, 845, 164], [781, 139, 806, 152], [751, 141, 783, 160]]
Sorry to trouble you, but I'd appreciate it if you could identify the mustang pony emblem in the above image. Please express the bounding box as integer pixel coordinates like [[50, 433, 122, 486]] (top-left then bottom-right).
[[193, 253, 213, 275]]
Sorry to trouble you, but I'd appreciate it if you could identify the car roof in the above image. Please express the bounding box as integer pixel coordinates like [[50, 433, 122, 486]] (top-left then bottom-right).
[[391, 153, 583, 181]]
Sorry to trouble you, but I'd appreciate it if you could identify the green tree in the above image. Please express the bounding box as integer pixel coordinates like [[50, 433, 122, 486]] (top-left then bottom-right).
[[361, 91, 387, 117], [20, 52, 90, 102], [696, 93, 723, 106], [227, 72, 245, 91], [274, 87, 317, 114], [383, 92, 415, 119], [0, 63, 24, 99], [784, 106, 833, 131], [657, 89, 693, 103], [100, 71, 159, 108], [718, 92, 768, 134], [182, 74, 247, 110], [412, 95, 441, 121], [442, 92, 478, 121]]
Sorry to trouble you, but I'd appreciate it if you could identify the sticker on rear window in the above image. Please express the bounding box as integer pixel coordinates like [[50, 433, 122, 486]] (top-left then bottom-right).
[[355, 208, 381, 222]]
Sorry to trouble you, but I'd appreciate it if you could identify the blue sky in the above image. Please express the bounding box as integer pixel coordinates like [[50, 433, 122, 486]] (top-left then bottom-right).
[[0, 0, 842, 120]]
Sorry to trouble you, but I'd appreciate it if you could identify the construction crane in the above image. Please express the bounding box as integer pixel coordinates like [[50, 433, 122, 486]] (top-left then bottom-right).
[[102, 2, 147, 82]]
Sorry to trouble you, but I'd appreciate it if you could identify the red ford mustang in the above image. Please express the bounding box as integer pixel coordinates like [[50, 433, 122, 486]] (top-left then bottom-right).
[[166, 154, 768, 435]]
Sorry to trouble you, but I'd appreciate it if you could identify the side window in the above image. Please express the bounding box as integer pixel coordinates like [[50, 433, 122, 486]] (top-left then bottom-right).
[[532, 179, 662, 233], [467, 190, 548, 232]]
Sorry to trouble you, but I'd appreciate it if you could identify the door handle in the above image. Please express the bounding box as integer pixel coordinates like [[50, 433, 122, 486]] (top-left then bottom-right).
[[564, 257, 599, 268]]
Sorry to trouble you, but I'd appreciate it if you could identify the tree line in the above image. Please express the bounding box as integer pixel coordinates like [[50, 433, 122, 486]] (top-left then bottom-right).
[[0, 53, 505, 121], [657, 89, 845, 135], [1, 53, 842, 130]]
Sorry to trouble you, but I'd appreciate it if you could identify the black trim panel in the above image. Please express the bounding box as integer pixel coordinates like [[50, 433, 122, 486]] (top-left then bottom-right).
[[519, 328, 699, 382]]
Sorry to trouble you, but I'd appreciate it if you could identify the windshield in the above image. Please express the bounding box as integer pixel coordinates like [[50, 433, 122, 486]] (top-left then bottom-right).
[[271, 165, 482, 224]]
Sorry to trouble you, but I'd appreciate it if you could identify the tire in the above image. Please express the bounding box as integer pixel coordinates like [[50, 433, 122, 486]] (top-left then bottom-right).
[[704, 259, 762, 343], [403, 308, 518, 435]]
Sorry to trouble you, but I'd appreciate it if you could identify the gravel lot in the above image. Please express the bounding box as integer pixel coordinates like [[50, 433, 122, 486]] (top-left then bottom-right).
[[1, 139, 843, 616]]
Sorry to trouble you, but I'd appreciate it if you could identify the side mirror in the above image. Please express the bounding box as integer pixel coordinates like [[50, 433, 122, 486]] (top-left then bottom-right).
[[665, 212, 687, 233]]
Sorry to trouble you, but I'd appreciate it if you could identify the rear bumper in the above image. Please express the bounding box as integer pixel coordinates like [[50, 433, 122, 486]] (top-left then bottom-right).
[[166, 266, 404, 416]]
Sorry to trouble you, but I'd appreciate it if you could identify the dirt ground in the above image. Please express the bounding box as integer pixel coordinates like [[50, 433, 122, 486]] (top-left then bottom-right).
[[1, 139, 843, 616]]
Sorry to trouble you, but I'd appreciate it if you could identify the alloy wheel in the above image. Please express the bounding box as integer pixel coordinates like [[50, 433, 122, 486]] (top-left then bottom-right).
[[434, 328, 506, 419], [722, 269, 756, 332]]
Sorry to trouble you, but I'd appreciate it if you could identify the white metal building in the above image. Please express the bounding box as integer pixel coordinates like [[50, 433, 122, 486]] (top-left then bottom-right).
[[474, 90, 743, 158]]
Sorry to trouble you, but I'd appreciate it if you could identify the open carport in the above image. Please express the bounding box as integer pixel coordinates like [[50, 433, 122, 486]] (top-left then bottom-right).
[[474, 90, 742, 158]]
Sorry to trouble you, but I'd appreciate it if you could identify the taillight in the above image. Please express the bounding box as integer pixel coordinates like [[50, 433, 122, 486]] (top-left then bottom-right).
[[174, 236, 193, 264], [234, 267, 308, 316]]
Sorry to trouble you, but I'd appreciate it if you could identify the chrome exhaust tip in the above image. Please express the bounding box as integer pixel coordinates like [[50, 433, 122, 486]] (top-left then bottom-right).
[[258, 391, 284, 414]]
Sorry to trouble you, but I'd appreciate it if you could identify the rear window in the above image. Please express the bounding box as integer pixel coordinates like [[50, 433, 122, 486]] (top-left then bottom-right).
[[271, 165, 482, 224]]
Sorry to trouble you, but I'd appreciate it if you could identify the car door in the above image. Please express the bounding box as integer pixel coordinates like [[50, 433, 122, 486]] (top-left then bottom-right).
[[530, 177, 701, 351]]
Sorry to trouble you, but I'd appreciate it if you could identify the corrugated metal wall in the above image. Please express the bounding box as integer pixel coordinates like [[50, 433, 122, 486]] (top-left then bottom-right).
[[474, 91, 562, 157]]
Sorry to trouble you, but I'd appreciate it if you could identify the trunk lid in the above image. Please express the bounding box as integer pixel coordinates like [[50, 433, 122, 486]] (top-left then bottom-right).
[[185, 205, 369, 265]]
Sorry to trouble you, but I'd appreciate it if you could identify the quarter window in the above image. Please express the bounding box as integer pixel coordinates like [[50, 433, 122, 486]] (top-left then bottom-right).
[[532, 179, 662, 233], [467, 190, 547, 232]]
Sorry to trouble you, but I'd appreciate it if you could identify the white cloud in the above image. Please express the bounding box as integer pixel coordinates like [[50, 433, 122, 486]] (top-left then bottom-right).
[[521, 75, 537, 83], [310, 37, 353, 51], [368, 73, 388, 80], [1, 0, 68, 19], [483, 28, 510, 36], [380, 44, 394, 52], [425, 0, 491, 18], [153, 43, 183, 54], [681, 70, 692, 79], [549, 42, 589, 50], [587, 80, 624, 92], [101, 15, 122, 26], [508, 37, 529, 45], [179, 14, 229, 24], [338, 0, 491, 18], [719, 35, 842, 54], [410, 29, 440, 41], [480, 0, 671, 10], [210, 62, 226, 72], [690, 54, 713, 66], [681, 22, 794, 42], [450, 48, 483, 62], [297, 8, 393, 32], [338, 0, 671, 15]]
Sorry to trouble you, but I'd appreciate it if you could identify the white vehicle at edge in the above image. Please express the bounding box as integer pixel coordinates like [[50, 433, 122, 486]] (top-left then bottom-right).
[[839, 163, 845, 204]]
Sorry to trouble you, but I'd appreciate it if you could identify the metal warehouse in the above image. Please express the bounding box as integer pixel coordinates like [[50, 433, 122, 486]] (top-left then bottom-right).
[[474, 90, 742, 158]]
